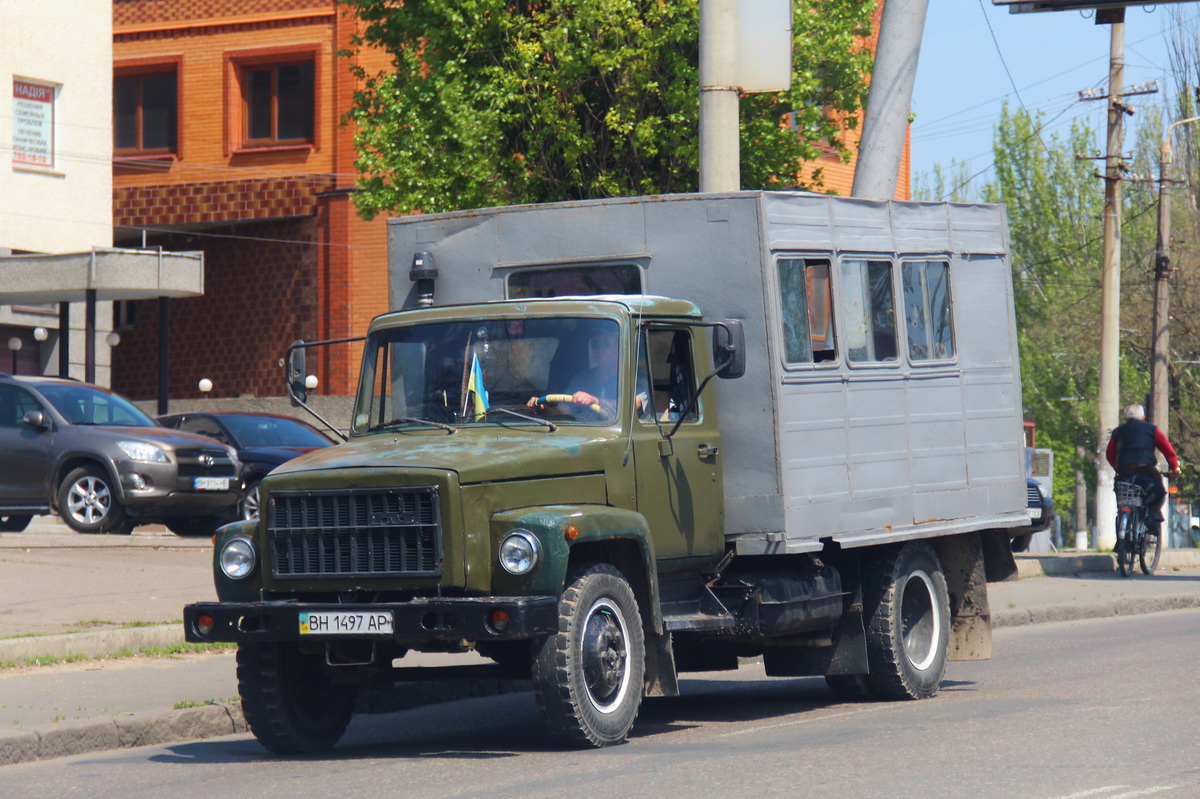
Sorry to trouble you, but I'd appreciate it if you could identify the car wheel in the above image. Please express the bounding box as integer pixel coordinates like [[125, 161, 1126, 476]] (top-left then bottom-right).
[[0, 515, 32, 533], [58, 465, 127, 534], [240, 478, 262, 521]]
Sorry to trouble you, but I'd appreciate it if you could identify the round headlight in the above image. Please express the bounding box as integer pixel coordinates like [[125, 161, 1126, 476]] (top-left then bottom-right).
[[499, 530, 540, 575], [219, 537, 256, 580]]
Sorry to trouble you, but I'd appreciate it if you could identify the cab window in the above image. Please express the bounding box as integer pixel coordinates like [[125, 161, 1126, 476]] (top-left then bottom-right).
[[638, 328, 698, 424]]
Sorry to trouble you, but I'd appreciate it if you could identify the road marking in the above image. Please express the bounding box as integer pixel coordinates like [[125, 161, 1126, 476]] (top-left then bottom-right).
[[716, 706, 883, 738], [1053, 787, 1182, 799]]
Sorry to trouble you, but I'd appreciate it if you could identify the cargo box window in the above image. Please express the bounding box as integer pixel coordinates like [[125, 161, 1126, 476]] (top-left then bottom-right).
[[841, 259, 898, 363], [507, 265, 641, 299], [902, 260, 956, 361], [777, 257, 837, 364]]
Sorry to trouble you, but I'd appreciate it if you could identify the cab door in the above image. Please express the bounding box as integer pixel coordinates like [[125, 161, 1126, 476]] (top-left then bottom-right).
[[631, 326, 724, 565]]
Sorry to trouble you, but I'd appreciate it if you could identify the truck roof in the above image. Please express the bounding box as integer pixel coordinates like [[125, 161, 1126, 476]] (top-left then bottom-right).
[[371, 295, 702, 329]]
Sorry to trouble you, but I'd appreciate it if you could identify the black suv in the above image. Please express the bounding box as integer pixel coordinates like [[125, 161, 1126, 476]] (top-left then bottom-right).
[[0, 375, 241, 536]]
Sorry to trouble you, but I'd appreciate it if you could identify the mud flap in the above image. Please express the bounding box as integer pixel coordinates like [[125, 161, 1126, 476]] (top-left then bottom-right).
[[644, 631, 680, 697], [932, 532, 994, 662]]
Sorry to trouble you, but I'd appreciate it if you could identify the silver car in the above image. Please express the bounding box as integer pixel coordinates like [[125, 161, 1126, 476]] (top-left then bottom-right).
[[0, 376, 240, 536]]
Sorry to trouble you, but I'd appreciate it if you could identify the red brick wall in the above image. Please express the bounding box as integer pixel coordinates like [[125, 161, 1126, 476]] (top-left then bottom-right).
[[115, 178, 329, 229], [111, 217, 318, 401], [115, 0, 328, 27]]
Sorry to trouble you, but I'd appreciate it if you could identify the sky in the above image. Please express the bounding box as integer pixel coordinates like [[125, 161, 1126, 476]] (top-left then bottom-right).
[[909, 1, 1199, 197]]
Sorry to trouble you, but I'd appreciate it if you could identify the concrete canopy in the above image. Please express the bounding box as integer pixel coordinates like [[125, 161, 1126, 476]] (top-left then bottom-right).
[[0, 248, 204, 304]]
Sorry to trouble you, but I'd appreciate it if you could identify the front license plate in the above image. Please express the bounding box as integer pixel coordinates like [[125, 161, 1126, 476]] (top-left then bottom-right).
[[300, 611, 394, 635], [194, 477, 230, 491], [1027, 507, 1042, 519]]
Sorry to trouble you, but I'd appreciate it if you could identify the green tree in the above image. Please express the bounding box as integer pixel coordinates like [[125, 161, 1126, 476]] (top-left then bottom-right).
[[340, 0, 875, 218]]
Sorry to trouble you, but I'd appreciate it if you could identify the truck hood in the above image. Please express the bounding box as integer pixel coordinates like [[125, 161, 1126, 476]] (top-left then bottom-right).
[[268, 428, 615, 484]]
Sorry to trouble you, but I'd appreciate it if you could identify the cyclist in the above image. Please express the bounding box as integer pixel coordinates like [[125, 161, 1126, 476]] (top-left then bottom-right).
[[1105, 403, 1182, 541]]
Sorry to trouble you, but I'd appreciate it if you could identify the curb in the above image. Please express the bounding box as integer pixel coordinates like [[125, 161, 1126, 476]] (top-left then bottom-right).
[[0, 625, 182, 665], [1014, 549, 1200, 578]]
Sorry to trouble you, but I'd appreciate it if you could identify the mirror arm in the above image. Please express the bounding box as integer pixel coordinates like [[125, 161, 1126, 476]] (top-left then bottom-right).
[[284, 337, 365, 443]]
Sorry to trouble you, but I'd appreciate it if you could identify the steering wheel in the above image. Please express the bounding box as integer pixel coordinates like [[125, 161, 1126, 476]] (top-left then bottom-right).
[[537, 394, 604, 415]]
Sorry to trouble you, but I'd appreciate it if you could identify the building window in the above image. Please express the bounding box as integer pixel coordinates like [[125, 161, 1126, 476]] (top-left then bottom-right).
[[114, 70, 177, 154], [243, 61, 314, 145]]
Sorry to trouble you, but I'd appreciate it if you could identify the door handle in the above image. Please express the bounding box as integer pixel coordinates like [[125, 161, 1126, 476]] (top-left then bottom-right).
[[697, 444, 719, 459]]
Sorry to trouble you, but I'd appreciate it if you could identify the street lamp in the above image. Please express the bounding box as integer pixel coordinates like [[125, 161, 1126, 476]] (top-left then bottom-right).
[[32, 327, 47, 375], [7, 337, 22, 375], [198, 378, 213, 395], [1150, 113, 1200, 436]]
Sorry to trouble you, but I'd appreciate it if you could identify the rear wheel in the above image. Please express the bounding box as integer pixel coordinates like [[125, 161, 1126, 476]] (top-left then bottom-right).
[[532, 563, 645, 747], [1115, 511, 1136, 578], [237, 642, 358, 755], [240, 478, 262, 521], [863, 542, 950, 700], [0, 515, 32, 532], [1139, 512, 1162, 575], [58, 465, 127, 534]]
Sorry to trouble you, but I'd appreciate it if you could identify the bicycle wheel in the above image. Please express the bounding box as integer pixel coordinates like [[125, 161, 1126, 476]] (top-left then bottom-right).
[[1115, 511, 1136, 578], [1139, 511, 1163, 576]]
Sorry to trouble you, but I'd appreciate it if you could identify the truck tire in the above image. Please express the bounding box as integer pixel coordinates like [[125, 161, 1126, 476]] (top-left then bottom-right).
[[58, 465, 128, 535], [236, 642, 358, 755], [532, 563, 645, 748], [862, 542, 950, 700]]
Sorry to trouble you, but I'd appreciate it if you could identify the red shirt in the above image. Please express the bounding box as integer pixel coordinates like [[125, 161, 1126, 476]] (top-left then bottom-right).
[[1105, 425, 1179, 471]]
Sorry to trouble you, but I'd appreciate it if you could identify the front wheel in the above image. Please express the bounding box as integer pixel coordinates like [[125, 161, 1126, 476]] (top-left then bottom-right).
[[1115, 511, 1136, 578], [240, 478, 262, 521], [532, 563, 645, 747], [863, 542, 951, 700], [1139, 513, 1162, 575], [57, 465, 127, 534], [236, 642, 358, 755]]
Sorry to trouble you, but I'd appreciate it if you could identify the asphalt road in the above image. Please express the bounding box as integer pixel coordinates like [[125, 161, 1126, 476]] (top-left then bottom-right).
[[3, 610, 1198, 798]]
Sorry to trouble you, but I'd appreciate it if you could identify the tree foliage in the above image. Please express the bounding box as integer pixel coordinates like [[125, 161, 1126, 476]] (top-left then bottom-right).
[[340, 0, 875, 218]]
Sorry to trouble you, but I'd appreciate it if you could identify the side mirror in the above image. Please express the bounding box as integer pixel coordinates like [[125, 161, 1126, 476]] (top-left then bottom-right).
[[286, 340, 308, 406], [712, 320, 745, 379], [22, 410, 46, 429]]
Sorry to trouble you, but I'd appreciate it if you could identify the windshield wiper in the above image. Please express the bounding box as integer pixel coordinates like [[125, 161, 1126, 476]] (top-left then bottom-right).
[[487, 408, 557, 431], [372, 416, 456, 434]]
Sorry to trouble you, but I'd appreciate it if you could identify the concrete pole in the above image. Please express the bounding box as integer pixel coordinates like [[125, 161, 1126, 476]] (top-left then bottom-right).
[[699, 0, 740, 193], [1151, 116, 1200, 435], [1151, 135, 1174, 434], [851, 0, 928, 200], [1095, 16, 1125, 552]]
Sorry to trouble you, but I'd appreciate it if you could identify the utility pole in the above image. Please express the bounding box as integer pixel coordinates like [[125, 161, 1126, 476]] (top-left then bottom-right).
[[1151, 114, 1200, 436], [1093, 9, 1126, 552], [698, 0, 740, 193]]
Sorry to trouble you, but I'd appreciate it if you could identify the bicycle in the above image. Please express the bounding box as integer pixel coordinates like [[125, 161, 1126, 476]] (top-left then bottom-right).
[[1113, 477, 1163, 577]]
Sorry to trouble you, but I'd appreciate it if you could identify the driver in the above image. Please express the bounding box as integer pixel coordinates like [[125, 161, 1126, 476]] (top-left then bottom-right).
[[527, 329, 647, 418]]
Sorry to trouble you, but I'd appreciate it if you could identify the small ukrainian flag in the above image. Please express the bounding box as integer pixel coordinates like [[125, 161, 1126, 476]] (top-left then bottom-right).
[[466, 353, 489, 421]]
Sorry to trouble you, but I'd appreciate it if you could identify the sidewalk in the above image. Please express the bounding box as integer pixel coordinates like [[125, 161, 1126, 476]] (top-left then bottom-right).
[[2, 521, 1200, 766]]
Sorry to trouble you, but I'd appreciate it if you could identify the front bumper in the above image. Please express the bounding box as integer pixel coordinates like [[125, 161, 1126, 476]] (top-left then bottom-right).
[[184, 595, 559, 644]]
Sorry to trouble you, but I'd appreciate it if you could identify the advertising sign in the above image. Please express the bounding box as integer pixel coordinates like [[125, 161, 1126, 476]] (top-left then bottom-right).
[[12, 79, 55, 169]]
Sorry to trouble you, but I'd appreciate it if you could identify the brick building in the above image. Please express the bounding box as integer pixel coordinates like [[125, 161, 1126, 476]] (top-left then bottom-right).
[[112, 0, 390, 401], [111, 0, 907, 403]]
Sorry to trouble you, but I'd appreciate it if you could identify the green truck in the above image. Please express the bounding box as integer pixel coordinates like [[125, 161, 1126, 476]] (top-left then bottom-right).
[[184, 192, 1027, 753]]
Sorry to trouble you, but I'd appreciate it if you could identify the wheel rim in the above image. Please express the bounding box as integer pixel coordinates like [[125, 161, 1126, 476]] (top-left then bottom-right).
[[242, 483, 260, 521], [580, 597, 631, 714], [66, 475, 111, 526], [900, 569, 941, 672]]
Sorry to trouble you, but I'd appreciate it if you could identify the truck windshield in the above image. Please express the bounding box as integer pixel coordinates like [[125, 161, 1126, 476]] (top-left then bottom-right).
[[352, 317, 623, 433]]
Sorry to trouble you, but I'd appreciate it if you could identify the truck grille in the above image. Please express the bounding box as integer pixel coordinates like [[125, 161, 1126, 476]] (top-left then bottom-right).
[[268, 487, 442, 579]]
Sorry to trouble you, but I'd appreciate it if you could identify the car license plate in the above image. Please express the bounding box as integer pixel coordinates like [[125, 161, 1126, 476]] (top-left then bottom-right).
[[1027, 507, 1042, 519], [300, 611, 394, 635], [193, 477, 229, 491]]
